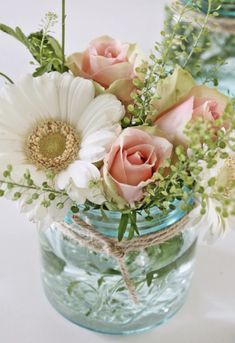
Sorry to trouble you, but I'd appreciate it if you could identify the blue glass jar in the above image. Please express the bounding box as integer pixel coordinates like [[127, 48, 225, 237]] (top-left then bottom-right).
[[38, 206, 199, 335], [165, 0, 235, 95]]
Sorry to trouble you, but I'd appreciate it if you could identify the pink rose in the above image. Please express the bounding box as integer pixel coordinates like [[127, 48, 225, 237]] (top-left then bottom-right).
[[67, 36, 145, 103], [103, 128, 173, 205], [155, 85, 229, 146]]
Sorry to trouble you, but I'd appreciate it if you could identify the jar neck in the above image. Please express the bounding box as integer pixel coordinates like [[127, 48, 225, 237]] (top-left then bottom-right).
[[65, 202, 191, 238]]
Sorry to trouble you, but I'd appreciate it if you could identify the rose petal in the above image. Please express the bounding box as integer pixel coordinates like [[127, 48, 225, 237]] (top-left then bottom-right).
[[188, 85, 229, 116], [151, 136, 173, 165], [109, 146, 128, 184], [111, 177, 144, 203], [193, 101, 215, 121], [89, 60, 134, 88], [155, 96, 194, 145], [104, 127, 173, 205]]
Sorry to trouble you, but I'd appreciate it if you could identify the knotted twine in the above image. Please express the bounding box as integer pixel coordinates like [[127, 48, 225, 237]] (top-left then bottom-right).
[[52, 213, 190, 304]]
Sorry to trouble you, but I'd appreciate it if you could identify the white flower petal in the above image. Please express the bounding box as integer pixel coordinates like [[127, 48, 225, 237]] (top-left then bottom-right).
[[0, 152, 27, 166], [79, 124, 121, 162], [57, 74, 95, 125], [56, 161, 104, 205], [27, 73, 61, 120], [0, 72, 124, 223], [56, 160, 100, 189], [70, 161, 100, 189], [79, 145, 106, 163], [67, 185, 87, 203], [77, 94, 125, 138], [0, 137, 25, 154], [203, 198, 227, 243], [86, 187, 106, 205]]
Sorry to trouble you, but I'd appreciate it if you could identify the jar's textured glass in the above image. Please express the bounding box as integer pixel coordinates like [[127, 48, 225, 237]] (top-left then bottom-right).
[[38, 209, 199, 335], [166, 2, 235, 95]]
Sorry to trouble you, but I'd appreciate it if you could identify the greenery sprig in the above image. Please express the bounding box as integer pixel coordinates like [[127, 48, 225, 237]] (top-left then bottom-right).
[[164, 0, 229, 85], [0, 165, 79, 212], [0, 71, 14, 84], [127, 0, 221, 127], [0, 11, 67, 77]]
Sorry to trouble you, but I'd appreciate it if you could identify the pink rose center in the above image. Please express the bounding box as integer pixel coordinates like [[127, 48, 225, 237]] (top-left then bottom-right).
[[208, 101, 220, 120], [109, 144, 158, 187], [193, 98, 220, 121], [127, 151, 145, 165], [91, 41, 127, 62]]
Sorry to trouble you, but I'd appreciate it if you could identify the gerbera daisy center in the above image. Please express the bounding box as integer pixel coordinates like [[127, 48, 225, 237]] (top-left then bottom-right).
[[26, 120, 80, 173]]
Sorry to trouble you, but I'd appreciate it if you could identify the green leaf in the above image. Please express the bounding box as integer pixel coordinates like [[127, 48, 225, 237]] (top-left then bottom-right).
[[128, 225, 135, 240], [129, 211, 139, 238], [97, 276, 105, 287], [118, 213, 129, 241], [0, 23, 19, 40], [47, 36, 63, 59], [67, 281, 79, 296], [33, 62, 52, 77], [146, 272, 154, 287], [15, 27, 30, 48], [0, 24, 30, 49], [41, 249, 65, 276], [103, 268, 121, 275], [208, 177, 216, 187]]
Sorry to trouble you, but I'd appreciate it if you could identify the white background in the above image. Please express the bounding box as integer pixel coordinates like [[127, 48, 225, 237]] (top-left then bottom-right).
[[0, 1, 235, 342]]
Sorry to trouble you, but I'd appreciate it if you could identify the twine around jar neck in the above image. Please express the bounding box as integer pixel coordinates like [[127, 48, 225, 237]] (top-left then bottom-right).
[[52, 213, 190, 304]]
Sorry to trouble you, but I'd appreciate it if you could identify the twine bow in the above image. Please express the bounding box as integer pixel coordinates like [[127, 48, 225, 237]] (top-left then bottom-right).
[[52, 214, 190, 304]]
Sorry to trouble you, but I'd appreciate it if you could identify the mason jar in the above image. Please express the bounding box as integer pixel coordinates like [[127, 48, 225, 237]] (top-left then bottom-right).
[[38, 204, 199, 335], [165, 0, 235, 95]]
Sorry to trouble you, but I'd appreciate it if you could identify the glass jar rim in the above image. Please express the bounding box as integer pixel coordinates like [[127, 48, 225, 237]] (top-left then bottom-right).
[[65, 198, 194, 238]]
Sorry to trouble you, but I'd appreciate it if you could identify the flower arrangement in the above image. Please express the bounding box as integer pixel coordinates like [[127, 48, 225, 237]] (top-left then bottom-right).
[[0, 0, 234, 243]]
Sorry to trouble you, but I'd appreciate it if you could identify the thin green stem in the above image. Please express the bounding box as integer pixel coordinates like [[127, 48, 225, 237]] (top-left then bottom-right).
[[61, 0, 66, 71], [183, 0, 212, 68], [135, 1, 191, 124], [0, 72, 14, 84], [39, 20, 51, 65], [160, 0, 191, 71], [0, 179, 67, 196]]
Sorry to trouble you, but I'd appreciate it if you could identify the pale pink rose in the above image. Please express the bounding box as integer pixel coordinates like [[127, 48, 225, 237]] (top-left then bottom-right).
[[103, 128, 173, 204], [155, 85, 229, 146], [67, 36, 133, 88], [67, 36, 145, 103]]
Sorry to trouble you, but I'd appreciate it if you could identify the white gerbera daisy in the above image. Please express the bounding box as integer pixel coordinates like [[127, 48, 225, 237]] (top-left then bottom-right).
[[0, 72, 124, 223]]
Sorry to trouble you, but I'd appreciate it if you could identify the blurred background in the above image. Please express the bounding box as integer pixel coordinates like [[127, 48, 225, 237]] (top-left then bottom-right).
[[0, 1, 235, 342]]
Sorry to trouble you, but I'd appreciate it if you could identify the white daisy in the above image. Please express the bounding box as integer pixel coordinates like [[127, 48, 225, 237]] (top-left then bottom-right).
[[0, 72, 124, 223]]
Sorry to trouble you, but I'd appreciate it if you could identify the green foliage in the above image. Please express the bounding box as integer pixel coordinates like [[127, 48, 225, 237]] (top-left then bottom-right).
[[0, 71, 14, 84], [28, 31, 67, 76], [118, 213, 130, 241], [163, 0, 230, 85], [146, 235, 196, 287], [0, 12, 67, 77], [41, 248, 66, 275], [127, 0, 221, 127], [0, 165, 77, 213]]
